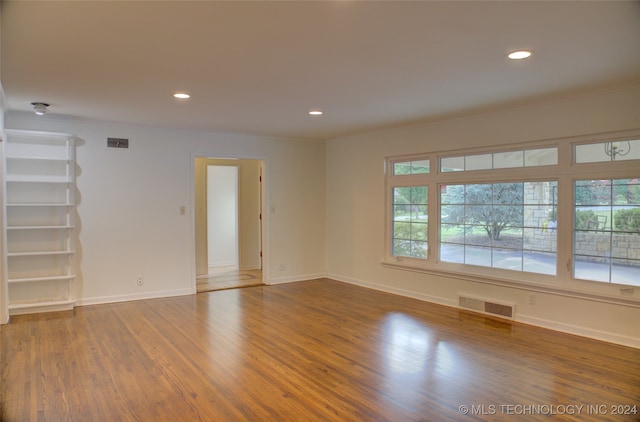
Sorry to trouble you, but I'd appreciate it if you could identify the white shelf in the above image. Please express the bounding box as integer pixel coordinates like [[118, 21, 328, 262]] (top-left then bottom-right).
[[3, 129, 77, 316], [8, 275, 76, 284], [6, 156, 71, 162], [7, 250, 75, 257], [6, 175, 72, 183], [4, 128, 75, 138], [7, 225, 74, 230], [9, 299, 76, 313], [7, 203, 74, 207]]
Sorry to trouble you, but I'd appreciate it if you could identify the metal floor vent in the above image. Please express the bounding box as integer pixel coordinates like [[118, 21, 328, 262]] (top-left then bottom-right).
[[107, 137, 129, 149], [459, 295, 515, 319]]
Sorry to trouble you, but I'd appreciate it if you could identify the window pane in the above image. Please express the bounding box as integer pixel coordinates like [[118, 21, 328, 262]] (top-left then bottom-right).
[[575, 180, 611, 206], [394, 187, 412, 204], [392, 186, 428, 259], [524, 252, 556, 275], [410, 160, 430, 174], [613, 179, 640, 206], [441, 147, 558, 172], [440, 181, 557, 275], [574, 178, 640, 285], [394, 222, 411, 237], [411, 222, 428, 241], [441, 205, 464, 224], [575, 139, 640, 163], [574, 258, 610, 282], [525, 148, 558, 166], [493, 183, 523, 204], [440, 243, 464, 263], [394, 159, 430, 175], [440, 185, 464, 204], [611, 259, 640, 286], [493, 248, 522, 270], [393, 162, 411, 175], [394, 205, 411, 219], [410, 241, 428, 258], [465, 154, 492, 171], [464, 154, 493, 170], [465, 246, 491, 266], [575, 143, 606, 163], [494, 150, 523, 168], [393, 239, 412, 257], [441, 156, 464, 172]]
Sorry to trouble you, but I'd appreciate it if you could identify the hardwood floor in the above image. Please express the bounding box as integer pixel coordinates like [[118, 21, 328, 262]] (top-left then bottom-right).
[[1, 279, 639, 421], [196, 268, 262, 292]]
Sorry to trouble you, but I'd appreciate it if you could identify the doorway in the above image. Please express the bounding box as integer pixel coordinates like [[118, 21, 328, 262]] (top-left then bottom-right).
[[194, 157, 264, 292]]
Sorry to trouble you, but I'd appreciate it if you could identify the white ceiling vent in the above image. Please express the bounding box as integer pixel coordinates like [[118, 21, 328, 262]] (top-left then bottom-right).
[[459, 295, 515, 319], [107, 137, 129, 149]]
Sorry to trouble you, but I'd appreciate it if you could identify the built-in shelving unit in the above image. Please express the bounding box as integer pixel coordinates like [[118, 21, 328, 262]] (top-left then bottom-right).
[[2, 129, 77, 315]]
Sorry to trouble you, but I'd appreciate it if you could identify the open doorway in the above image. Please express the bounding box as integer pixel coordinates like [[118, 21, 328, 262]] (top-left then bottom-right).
[[194, 157, 264, 292]]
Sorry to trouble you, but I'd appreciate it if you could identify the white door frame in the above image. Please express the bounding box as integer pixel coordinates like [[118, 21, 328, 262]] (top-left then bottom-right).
[[189, 153, 268, 292]]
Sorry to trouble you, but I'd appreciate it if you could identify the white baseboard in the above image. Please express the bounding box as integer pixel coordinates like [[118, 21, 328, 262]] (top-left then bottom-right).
[[240, 265, 262, 271], [76, 288, 194, 307], [328, 273, 639, 349], [517, 315, 640, 349], [328, 273, 458, 308], [266, 272, 327, 285]]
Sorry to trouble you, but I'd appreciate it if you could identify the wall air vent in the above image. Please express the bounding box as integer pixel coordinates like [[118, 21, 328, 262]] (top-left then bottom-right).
[[459, 295, 515, 319], [107, 137, 129, 149]]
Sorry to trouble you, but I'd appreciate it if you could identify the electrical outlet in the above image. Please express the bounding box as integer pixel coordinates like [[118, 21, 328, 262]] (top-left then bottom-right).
[[528, 295, 536, 305], [278, 264, 287, 271], [137, 275, 144, 286]]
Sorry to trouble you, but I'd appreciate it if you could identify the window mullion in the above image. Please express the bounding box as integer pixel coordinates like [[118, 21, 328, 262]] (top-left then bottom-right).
[[556, 175, 573, 283]]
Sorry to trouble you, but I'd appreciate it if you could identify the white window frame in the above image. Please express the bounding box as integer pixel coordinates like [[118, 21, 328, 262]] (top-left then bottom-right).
[[383, 129, 640, 305]]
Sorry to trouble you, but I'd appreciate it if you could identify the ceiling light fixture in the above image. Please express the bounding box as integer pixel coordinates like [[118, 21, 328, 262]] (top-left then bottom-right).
[[173, 92, 191, 99], [309, 110, 323, 116], [31, 102, 50, 115], [507, 50, 533, 60]]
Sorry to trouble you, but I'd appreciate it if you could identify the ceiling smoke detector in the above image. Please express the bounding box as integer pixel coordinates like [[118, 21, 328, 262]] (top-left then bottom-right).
[[31, 102, 50, 115]]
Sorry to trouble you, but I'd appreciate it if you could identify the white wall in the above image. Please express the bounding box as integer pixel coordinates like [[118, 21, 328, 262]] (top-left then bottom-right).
[[325, 86, 640, 347], [207, 165, 238, 268], [5, 112, 327, 305]]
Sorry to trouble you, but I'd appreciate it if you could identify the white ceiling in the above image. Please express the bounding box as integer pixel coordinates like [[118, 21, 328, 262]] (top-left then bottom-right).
[[2, 1, 640, 140]]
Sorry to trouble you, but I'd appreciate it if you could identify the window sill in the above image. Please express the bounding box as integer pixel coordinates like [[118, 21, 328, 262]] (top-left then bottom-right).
[[381, 259, 640, 308]]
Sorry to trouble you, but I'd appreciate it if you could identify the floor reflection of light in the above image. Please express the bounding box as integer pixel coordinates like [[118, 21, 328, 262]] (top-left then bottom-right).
[[434, 341, 455, 378], [385, 314, 430, 375]]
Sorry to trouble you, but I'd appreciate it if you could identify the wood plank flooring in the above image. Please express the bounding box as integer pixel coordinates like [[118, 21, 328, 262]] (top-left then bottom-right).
[[196, 269, 262, 292], [1, 279, 639, 421]]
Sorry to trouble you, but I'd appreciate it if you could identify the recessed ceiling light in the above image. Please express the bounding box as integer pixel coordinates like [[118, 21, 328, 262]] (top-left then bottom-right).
[[31, 102, 50, 115], [173, 92, 191, 99], [507, 50, 533, 60], [309, 110, 323, 116]]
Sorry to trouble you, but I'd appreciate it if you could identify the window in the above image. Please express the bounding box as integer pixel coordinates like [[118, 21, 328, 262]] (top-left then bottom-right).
[[441, 147, 557, 172], [574, 179, 640, 285], [392, 186, 428, 258], [575, 139, 640, 163], [384, 132, 640, 295], [393, 159, 430, 175], [440, 181, 557, 275]]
